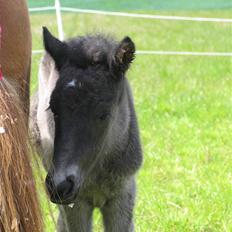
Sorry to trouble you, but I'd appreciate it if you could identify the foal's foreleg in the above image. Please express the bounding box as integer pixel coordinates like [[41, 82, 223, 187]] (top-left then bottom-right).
[[101, 182, 136, 232], [58, 200, 93, 232]]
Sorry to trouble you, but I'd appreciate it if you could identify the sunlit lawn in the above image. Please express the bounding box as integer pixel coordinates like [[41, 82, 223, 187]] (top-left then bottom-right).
[[30, 9, 232, 231]]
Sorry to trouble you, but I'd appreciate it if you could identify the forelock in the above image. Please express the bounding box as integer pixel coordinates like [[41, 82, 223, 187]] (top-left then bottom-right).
[[66, 35, 117, 67]]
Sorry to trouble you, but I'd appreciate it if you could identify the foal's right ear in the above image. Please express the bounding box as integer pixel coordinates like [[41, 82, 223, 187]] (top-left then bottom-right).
[[43, 27, 68, 70]]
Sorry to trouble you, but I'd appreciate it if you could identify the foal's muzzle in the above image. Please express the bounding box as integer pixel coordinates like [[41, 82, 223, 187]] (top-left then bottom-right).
[[45, 173, 77, 204]]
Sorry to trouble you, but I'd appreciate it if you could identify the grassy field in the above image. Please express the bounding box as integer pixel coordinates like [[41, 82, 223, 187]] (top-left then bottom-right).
[[30, 9, 232, 231]]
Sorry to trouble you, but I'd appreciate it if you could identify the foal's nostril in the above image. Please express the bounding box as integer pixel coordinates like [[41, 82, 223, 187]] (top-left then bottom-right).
[[45, 174, 75, 202], [56, 177, 74, 199]]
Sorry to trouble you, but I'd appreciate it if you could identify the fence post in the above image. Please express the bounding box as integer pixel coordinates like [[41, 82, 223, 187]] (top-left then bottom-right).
[[55, 0, 64, 40]]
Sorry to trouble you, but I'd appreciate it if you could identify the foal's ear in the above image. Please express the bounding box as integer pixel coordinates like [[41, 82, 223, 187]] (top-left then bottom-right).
[[113, 36, 135, 73], [43, 27, 68, 70]]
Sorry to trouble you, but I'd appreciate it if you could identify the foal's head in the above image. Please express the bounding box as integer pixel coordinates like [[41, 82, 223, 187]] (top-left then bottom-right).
[[43, 27, 135, 204]]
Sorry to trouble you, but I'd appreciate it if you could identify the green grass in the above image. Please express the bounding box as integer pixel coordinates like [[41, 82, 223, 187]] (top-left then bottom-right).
[[30, 9, 232, 231]]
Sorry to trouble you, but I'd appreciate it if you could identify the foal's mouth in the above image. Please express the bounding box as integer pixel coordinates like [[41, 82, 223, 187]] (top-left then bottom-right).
[[49, 194, 77, 205]]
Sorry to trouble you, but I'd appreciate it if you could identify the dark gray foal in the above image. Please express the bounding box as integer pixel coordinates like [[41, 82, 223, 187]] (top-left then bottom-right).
[[30, 27, 142, 232]]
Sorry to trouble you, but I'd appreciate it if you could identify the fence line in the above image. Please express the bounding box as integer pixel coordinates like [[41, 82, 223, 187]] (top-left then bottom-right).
[[29, 6, 232, 23], [61, 7, 232, 23], [30, 1, 232, 57], [32, 50, 44, 54], [136, 51, 232, 56], [29, 6, 55, 12]]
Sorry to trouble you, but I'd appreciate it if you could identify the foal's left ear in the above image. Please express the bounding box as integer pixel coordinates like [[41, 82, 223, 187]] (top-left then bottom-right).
[[113, 36, 136, 73], [43, 27, 68, 70]]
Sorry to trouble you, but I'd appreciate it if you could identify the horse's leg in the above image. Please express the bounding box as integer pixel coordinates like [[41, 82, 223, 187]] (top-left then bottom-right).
[[58, 200, 93, 232], [101, 180, 136, 232]]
